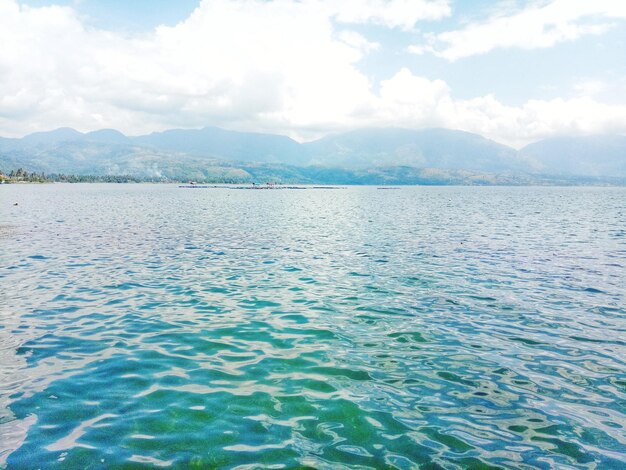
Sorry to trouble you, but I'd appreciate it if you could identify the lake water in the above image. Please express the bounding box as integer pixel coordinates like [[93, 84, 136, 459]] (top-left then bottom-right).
[[1, 184, 625, 468]]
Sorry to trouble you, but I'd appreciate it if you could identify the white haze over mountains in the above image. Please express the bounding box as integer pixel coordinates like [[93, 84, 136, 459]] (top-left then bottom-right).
[[0, 0, 625, 147]]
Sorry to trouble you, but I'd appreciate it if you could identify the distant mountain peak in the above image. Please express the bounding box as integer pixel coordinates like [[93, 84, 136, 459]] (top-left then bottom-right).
[[85, 129, 129, 143], [1, 126, 624, 180]]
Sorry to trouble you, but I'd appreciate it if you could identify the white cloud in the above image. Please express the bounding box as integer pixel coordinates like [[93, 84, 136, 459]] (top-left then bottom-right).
[[451, 96, 626, 147], [410, 0, 626, 61], [337, 31, 380, 54], [572, 79, 608, 97], [367, 70, 626, 147], [0, 0, 625, 148], [0, 0, 451, 136], [374, 68, 450, 125], [330, 0, 451, 30]]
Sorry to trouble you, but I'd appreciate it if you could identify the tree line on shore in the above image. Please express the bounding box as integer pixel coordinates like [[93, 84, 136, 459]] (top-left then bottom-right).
[[0, 168, 164, 183], [0, 168, 50, 183], [0, 167, 260, 184]]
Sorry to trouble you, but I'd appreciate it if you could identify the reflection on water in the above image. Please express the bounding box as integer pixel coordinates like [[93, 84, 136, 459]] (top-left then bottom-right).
[[0, 184, 625, 468]]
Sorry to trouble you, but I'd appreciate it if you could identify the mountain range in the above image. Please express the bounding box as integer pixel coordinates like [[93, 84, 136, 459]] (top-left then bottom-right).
[[0, 126, 624, 184]]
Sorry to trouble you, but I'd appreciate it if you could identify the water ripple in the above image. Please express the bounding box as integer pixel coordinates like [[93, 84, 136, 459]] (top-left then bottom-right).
[[1, 184, 625, 468]]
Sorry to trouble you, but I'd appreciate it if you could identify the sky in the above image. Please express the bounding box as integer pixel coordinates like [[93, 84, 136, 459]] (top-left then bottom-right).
[[0, 0, 625, 147]]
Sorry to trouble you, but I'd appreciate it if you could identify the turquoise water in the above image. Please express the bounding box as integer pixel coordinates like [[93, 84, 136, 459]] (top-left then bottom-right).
[[1, 184, 625, 469]]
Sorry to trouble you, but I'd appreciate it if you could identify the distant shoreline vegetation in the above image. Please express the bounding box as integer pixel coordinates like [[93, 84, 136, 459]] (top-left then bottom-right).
[[1, 167, 625, 186], [0, 168, 175, 184], [1, 168, 51, 183]]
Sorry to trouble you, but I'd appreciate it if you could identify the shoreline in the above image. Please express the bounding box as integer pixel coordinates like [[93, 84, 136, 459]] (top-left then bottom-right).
[[2, 181, 626, 188]]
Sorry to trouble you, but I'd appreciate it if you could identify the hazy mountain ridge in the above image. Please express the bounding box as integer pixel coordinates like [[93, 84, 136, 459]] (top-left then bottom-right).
[[133, 126, 306, 165], [1, 126, 624, 184], [520, 135, 626, 177], [303, 128, 529, 172]]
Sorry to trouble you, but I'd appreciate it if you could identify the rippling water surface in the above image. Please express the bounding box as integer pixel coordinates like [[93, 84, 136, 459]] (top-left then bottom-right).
[[1, 184, 625, 468]]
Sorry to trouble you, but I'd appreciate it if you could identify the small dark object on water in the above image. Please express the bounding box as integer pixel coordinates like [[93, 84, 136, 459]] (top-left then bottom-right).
[[13, 203, 18, 206]]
